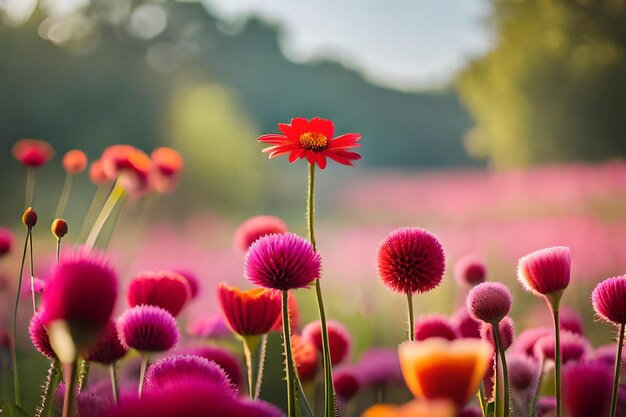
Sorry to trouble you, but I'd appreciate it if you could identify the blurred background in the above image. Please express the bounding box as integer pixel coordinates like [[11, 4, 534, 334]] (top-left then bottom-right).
[[1, 0, 626, 413]]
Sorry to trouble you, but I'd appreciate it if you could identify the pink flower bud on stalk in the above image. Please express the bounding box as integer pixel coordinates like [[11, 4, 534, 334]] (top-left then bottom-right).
[[414, 315, 459, 341], [0, 228, 14, 258], [233, 215, 288, 254], [467, 282, 513, 417], [455, 255, 487, 287], [57, 150, 88, 218], [518, 246, 571, 417], [302, 320, 352, 366], [592, 275, 626, 417]]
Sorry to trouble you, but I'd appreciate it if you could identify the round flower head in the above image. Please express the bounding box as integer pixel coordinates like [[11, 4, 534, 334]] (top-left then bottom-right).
[[480, 317, 515, 351], [333, 368, 361, 401], [174, 269, 200, 299], [218, 283, 281, 337], [62, 150, 88, 174], [564, 361, 613, 417], [506, 353, 539, 393], [302, 319, 351, 365], [186, 315, 232, 340], [292, 334, 319, 381], [376, 227, 445, 295], [559, 307, 585, 335], [22, 207, 37, 228], [86, 320, 128, 365], [271, 291, 300, 332], [466, 282, 512, 324], [101, 145, 151, 197], [452, 308, 481, 339], [150, 147, 184, 194], [414, 314, 458, 341], [454, 256, 487, 286], [513, 327, 552, 357], [233, 215, 288, 254], [398, 338, 493, 408], [89, 159, 110, 185], [111, 381, 281, 417], [362, 400, 455, 417], [29, 308, 55, 360], [51, 218, 68, 240], [127, 271, 191, 317], [534, 331, 590, 364], [356, 347, 404, 387], [42, 248, 118, 350], [0, 227, 13, 257], [13, 139, 54, 167], [592, 275, 626, 326], [117, 305, 179, 353], [144, 355, 236, 397], [258, 117, 361, 169], [177, 346, 243, 387], [517, 246, 571, 297], [244, 233, 321, 291]]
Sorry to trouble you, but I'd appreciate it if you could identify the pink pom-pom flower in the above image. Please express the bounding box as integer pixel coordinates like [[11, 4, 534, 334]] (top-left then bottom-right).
[[414, 314, 458, 341], [233, 215, 288, 254], [29, 308, 55, 360], [0, 228, 13, 257], [517, 246, 571, 298], [244, 233, 321, 291], [117, 306, 179, 353], [592, 275, 626, 326], [454, 255, 487, 287], [333, 368, 361, 402], [302, 319, 351, 366], [452, 308, 481, 339], [127, 271, 191, 317], [176, 346, 243, 388], [466, 282, 512, 324], [42, 248, 118, 350], [564, 361, 613, 417], [507, 353, 539, 394], [480, 316, 515, 351], [86, 320, 128, 365], [144, 355, 237, 397], [376, 227, 445, 294], [534, 331, 590, 364]]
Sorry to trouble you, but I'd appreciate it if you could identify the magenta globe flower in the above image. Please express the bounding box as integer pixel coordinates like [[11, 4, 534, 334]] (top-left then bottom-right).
[[29, 308, 55, 360], [244, 233, 321, 291], [333, 368, 361, 402], [302, 320, 351, 366], [454, 255, 487, 286], [117, 306, 179, 353], [86, 320, 128, 365], [466, 282, 512, 325], [414, 314, 458, 341], [452, 307, 481, 339], [176, 346, 243, 387], [564, 362, 613, 417], [517, 247, 571, 299]]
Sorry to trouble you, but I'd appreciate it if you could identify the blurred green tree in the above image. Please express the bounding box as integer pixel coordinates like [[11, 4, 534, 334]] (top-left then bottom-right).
[[458, 0, 626, 167]]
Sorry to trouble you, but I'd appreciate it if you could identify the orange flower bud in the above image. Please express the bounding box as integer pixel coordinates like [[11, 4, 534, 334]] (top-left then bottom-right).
[[62, 150, 88, 174], [22, 207, 37, 228], [51, 219, 68, 239]]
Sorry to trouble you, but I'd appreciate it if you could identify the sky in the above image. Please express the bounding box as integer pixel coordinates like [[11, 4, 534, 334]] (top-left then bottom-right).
[[202, 0, 495, 90]]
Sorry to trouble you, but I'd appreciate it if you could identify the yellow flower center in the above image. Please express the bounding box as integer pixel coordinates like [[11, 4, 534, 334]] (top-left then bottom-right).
[[299, 132, 328, 151]]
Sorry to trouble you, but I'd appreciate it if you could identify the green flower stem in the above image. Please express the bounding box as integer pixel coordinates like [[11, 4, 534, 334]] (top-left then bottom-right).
[[110, 363, 119, 405], [242, 336, 260, 399], [407, 293, 415, 341], [477, 382, 488, 417], [35, 360, 61, 417], [529, 359, 545, 417], [79, 185, 108, 242], [493, 323, 510, 417], [282, 290, 297, 417], [29, 229, 36, 314], [55, 173, 73, 218], [77, 359, 90, 391], [138, 354, 150, 398], [11, 226, 31, 407], [25, 168, 35, 208], [254, 334, 268, 399], [307, 162, 336, 417], [609, 323, 625, 417], [56, 238, 61, 263], [85, 180, 125, 249], [62, 361, 78, 417], [552, 308, 562, 417]]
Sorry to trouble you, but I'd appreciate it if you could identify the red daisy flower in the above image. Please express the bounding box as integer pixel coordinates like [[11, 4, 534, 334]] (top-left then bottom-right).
[[258, 117, 361, 169]]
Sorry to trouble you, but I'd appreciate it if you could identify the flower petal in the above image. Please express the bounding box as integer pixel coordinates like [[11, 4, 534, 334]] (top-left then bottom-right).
[[309, 117, 334, 139]]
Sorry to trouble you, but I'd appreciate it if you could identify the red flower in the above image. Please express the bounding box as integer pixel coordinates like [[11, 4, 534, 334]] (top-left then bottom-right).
[[258, 117, 361, 169], [12, 139, 54, 168], [128, 271, 191, 317], [62, 150, 88, 174], [217, 283, 281, 337], [292, 334, 318, 381], [302, 319, 351, 366]]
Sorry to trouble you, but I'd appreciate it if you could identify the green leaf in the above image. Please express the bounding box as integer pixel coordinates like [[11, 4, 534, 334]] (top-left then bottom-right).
[[486, 401, 495, 417], [0, 403, 30, 417]]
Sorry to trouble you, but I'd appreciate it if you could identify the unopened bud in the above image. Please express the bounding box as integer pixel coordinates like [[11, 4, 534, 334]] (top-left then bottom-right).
[[51, 219, 68, 239], [22, 207, 37, 228]]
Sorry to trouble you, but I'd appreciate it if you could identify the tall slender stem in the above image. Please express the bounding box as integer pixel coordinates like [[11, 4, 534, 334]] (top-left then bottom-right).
[[406, 293, 415, 341], [552, 309, 562, 417], [29, 229, 36, 314], [493, 323, 510, 417], [307, 162, 336, 417], [609, 323, 625, 417], [477, 382, 487, 417], [494, 353, 501, 417], [25, 168, 35, 208], [110, 363, 119, 405], [254, 334, 268, 399], [85, 181, 125, 248], [79, 185, 108, 242], [11, 226, 30, 406], [282, 290, 297, 417], [62, 361, 77, 417], [56, 239, 61, 263], [242, 338, 255, 399], [138, 354, 150, 397], [56, 174, 73, 218]]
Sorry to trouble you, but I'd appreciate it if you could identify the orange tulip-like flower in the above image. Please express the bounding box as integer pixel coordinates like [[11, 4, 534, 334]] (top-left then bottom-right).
[[361, 400, 455, 417], [150, 147, 184, 194], [217, 283, 281, 337], [398, 338, 493, 408], [12, 139, 54, 168], [62, 150, 88, 174], [89, 159, 110, 185], [101, 145, 152, 197], [258, 117, 361, 169]]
